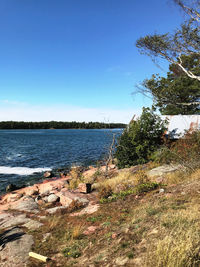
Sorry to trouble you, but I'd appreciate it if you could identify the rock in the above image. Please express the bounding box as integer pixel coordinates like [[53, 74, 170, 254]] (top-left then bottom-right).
[[0, 227, 34, 267], [23, 220, 43, 230], [112, 232, 119, 239], [159, 188, 165, 193], [25, 187, 39, 196], [2, 193, 22, 203], [12, 197, 39, 213], [77, 183, 92, 194], [148, 164, 182, 177], [46, 206, 66, 214], [70, 202, 99, 216], [115, 256, 129, 266], [44, 171, 53, 178], [0, 213, 31, 229], [57, 191, 89, 207], [40, 190, 50, 197], [6, 184, 18, 192], [47, 194, 59, 203], [83, 226, 99, 235]]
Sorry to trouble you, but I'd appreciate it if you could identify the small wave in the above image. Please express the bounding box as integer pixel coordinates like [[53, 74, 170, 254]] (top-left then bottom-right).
[[0, 166, 52, 175], [6, 153, 23, 160]]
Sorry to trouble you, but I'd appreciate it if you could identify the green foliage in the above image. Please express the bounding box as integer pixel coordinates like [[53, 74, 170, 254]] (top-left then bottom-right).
[[136, 1, 200, 84], [143, 54, 200, 115], [62, 244, 81, 258], [136, 182, 158, 193], [99, 181, 159, 203], [115, 107, 167, 168]]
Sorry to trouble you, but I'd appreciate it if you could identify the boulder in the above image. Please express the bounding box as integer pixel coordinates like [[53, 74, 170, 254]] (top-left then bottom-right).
[[6, 184, 18, 193], [57, 191, 89, 207], [12, 196, 39, 213], [77, 183, 92, 194], [47, 194, 59, 203], [0, 227, 34, 267], [43, 171, 53, 178]]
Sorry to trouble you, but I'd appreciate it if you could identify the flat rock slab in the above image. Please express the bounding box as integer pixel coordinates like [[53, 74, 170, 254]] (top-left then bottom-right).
[[12, 197, 39, 213], [22, 220, 43, 230], [0, 213, 31, 230], [70, 202, 99, 216], [0, 226, 34, 267], [148, 164, 182, 177]]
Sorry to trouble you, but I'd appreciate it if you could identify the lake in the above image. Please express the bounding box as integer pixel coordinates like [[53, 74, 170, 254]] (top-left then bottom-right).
[[0, 129, 122, 193]]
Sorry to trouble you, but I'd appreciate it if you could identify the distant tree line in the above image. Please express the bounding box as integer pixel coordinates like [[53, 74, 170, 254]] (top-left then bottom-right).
[[0, 121, 126, 130]]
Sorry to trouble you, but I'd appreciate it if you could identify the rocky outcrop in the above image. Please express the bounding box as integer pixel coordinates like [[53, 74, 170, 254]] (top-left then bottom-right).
[[0, 227, 34, 267], [147, 164, 182, 177], [12, 196, 39, 213]]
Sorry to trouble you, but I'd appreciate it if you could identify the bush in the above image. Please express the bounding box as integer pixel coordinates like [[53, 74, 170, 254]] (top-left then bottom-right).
[[154, 130, 200, 169], [115, 107, 167, 168], [98, 185, 113, 199]]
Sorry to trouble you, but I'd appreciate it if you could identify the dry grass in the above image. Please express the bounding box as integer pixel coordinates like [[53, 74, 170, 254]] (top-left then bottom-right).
[[163, 167, 200, 185], [164, 170, 188, 185], [71, 224, 84, 240], [98, 169, 152, 194], [27, 165, 200, 267], [69, 167, 84, 189], [47, 215, 61, 231], [145, 204, 200, 267]]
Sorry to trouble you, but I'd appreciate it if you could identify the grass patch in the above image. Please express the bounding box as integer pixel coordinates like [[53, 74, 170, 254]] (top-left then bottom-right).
[[145, 205, 200, 267]]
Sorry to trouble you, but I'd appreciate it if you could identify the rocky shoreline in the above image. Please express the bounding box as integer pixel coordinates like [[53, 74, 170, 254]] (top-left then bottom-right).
[[0, 164, 116, 266]]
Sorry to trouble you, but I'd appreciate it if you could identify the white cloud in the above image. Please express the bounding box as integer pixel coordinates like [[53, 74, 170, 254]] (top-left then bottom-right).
[[0, 99, 27, 106], [0, 102, 141, 123]]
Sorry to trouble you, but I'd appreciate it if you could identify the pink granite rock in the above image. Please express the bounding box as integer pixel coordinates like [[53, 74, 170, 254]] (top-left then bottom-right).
[[77, 183, 91, 194], [56, 191, 89, 207], [1, 193, 22, 203], [70, 202, 99, 216], [83, 226, 99, 235]]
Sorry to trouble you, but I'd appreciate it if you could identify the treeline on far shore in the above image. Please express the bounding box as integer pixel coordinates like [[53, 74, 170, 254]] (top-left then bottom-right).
[[0, 121, 127, 129]]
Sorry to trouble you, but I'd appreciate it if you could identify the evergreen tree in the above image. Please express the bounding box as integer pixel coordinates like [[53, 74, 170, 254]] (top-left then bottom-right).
[[142, 54, 200, 115], [115, 108, 167, 168]]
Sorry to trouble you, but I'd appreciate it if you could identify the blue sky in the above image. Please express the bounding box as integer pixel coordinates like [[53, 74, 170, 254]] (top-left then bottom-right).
[[0, 0, 184, 123]]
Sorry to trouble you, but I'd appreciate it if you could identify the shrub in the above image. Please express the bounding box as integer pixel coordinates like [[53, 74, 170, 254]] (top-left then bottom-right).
[[69, 166, 84, 189], [115, 107, 167, 168], [98, 185, 113, 199], [154, 130, 200, 169], [62, 244, 81, 258], [134, 170, 150, 185]]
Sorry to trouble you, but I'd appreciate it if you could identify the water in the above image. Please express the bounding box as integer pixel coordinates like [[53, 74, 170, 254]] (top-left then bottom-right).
[[0, 129, 122, 193]]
